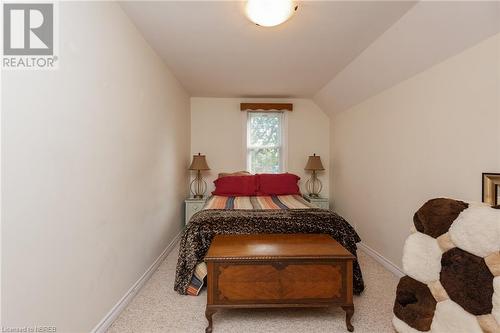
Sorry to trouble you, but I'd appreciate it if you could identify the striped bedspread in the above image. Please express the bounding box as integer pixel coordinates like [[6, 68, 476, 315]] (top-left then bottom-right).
[[204, 194, 314, 210], [185, 194, 314, 296]]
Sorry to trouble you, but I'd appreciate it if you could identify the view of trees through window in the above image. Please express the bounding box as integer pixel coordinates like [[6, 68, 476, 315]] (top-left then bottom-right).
[[247, 112, 283, 173]]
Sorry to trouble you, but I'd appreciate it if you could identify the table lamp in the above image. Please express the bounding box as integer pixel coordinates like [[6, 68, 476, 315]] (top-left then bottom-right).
[[189, 153, 210, 199], [304, 153, 324, 198]]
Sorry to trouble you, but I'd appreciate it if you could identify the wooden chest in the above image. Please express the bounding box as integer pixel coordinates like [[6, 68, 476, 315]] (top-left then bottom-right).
[[204, 234, 355, 332]]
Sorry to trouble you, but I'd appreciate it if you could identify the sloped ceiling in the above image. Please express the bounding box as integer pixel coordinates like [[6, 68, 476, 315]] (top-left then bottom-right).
[[121, 1, 500, 114], [121, 1, 415, 97], [314, 1, 500, 115]]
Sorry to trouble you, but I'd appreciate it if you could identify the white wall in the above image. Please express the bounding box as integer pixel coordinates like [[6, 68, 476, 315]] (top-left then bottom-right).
[[1, 2, 190, 332], [330, 33, 500, 268], [191, 98, 329, 196]]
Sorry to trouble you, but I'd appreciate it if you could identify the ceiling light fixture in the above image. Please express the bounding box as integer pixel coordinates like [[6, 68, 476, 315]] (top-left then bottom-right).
[[245, 0, 298, 27]]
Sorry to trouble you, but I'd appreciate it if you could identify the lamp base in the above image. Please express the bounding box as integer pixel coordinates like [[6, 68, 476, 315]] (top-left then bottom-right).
[[190, 170, 207, 199], [305, 171, 323, 199]]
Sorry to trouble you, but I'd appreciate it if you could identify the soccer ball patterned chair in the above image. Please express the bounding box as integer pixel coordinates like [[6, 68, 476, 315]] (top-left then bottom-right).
[[393, 198, 500, 333]]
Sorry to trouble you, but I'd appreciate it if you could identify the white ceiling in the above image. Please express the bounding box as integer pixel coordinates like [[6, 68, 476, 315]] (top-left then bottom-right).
[[122, 1, 500, 111], [121, 1, 416, 98]]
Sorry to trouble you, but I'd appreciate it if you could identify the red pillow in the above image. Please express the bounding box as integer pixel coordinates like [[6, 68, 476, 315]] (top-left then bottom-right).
[[212, 175, 258, 196], [257, 173, 300, 195]]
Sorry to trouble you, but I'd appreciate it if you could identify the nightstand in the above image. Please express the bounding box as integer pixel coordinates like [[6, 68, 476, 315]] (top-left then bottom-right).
[[185, 198, 206, 225], [303, 195, 330, 209]]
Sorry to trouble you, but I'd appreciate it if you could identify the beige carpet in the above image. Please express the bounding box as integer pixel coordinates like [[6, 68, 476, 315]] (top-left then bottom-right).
[[108, 244, 398, 333]]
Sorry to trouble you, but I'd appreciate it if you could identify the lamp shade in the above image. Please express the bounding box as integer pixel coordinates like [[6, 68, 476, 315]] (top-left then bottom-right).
[[304, 154, 324, 171], [189, 153, 210, 170]]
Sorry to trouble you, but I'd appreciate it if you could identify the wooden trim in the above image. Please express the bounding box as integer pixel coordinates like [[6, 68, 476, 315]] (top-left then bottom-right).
[[206, 255, 354, 261], [207, 262, 214, 305], [240, 103, 293, 112], [346, 261, 353, 304], [207, 303, 352, 309], [482, 172, 500, 206]]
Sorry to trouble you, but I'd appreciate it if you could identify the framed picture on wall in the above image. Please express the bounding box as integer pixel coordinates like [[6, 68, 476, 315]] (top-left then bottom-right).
[[482, 173, 500, 206]]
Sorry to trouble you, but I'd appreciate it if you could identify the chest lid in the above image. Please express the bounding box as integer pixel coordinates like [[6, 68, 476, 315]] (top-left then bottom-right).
[[205, 234, 354, 261]]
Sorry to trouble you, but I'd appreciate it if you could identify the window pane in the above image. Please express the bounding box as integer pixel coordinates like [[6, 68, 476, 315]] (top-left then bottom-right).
[[247, 112, 284, 173], [249, 148, 281, 174], [248, 113, 281, 148]]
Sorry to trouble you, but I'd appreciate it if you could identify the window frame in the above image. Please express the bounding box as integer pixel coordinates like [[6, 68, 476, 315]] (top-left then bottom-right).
[[243, 111, 288, 174]]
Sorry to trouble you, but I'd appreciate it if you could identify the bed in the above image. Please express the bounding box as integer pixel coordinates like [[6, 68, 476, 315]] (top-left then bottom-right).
[[174, 193, 365, 296]]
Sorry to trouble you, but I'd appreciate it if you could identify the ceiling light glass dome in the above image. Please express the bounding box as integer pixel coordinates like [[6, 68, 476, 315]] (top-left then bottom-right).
[[245, 0, 297, 27]]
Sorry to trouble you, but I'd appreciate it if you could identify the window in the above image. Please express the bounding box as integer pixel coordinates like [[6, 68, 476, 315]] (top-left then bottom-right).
[[246, 112, 285, 173]]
